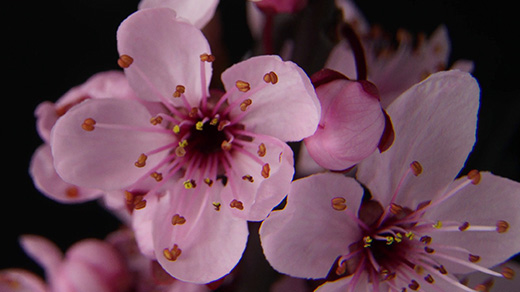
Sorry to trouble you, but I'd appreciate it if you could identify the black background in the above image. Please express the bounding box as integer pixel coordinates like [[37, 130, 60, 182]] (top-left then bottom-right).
[[4, 0, 519, 286]]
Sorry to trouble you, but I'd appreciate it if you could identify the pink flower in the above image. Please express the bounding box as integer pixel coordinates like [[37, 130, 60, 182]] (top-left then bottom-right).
[[12, 235, 131, 292], [50, 8, 320, 283], [260, 70, 520, 291], [30, 71, 137, 204], [138, 0, 219, 29], [302, 69, 393, 172], [1, 269, 47, 292]]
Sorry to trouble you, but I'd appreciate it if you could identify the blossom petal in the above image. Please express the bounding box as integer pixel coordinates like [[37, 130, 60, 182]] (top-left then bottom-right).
[[117, 8, 212, 107], [357, 70, 480, 208], [260, 173, 364, 279], [138, 0, 219, 29], [0, 269, 47, 292], [221, 55, 321, 142], [51, 98, 174, 190], [153, 186, 248, 284], [425, 172, 520, 273], [30, 144, 102, 203], [19, 235, 63, 274]]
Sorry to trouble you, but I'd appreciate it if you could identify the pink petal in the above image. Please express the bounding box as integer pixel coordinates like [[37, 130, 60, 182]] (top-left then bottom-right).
[[138, 0, 219, 29], [357, 70, 480, 208], [19, 235, 63, 274], [424, 172, 520, 273], [53, 260, 113, 292], [51, 98, 174, 190], [117, 8, 212, 107], [0, 269, 48, 292], [29, 144, 102, 203], [221, 55, 321, 142], [260, 173, 364, 279], [304, 79, 385, 170], [153, 186, 248, 283], [220, 137, 294, 221]]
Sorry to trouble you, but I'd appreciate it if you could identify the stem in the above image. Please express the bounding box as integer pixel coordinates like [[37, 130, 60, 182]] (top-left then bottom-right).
[[341, 22, 367, 81]]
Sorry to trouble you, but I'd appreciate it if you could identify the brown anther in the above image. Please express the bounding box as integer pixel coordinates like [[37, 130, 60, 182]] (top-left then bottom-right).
[[65, 187, 79, 198], [212, 202, 221, 211], [221, 140, 232, 151], [424, 247, 435, 254], [175, 146, 186, 157], [414, 265, 424, 275], [151, 172, 163, 182], [81, 118, 96, 131], [218, 120, 230, 131], [124, 190, 134, 203], [230, 199, 244, 210], [261, 163, 270, 178], [242, 175, 254, 183], [117, 54, 134, 68], [335, 261, 347, 276], [435, 265, 448, 275], [501, 267, 515, 279], [134, 199, 147, 210], [240, 98, 253, 111], [135, 153, 148, 168], [236, 80, 251, 92], [410, 161, 422, 176], [189, 107, 199, 118], [150, 116, 163, 125], [200, 53, 215, 62], [331, 197, 347, 211], [458, 221, 470, 231], [408, 280, 420, 290], [424, 274, 434, 284], [263, 71, 278, 84], [173, 85, 186, 98], [163, 244, 182, 261], [469, 254, 481, 263], [204, 178, 214, 187], [257, 143, 266, 157], [171, 214, 186, 225], [468, 169, 481, 185], [496, 220, 510, 233], [420, 236, 432, 245], [389, 203, 404, 215]]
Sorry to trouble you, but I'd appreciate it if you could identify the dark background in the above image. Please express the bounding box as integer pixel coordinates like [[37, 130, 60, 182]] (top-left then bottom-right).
[[4, 0, 519, 286]]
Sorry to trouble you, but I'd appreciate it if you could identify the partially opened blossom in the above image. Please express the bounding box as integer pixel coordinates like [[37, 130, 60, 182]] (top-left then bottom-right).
[[30, 71, 137, 204], [0, 269, 47, 292], [50, 8, 320, 283], [138, 0, 219, 29], [303, 69, 392, 171], [261, 70, 520, 291]]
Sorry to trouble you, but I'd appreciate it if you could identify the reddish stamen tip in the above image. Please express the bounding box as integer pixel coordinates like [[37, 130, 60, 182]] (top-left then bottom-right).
[[410, 161, 423, 176], [118, 54, 133, 68], [331, 197, 347, 211], [468, 169, 481, 185], [81, 118, 96, 131]]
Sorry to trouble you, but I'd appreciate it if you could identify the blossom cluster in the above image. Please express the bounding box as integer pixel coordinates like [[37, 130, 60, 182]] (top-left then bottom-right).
[[3, 0, 520, 291]]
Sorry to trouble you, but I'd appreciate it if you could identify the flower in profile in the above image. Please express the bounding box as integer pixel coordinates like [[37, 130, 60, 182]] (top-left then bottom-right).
[[260, 70, 520, 291], [50, 8, 320, 283]]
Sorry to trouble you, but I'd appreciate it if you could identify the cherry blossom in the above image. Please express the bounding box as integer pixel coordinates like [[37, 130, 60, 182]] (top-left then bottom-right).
[[50, 8, 320, 283], [138, 0, 219, 29], [260, 70, 520, 291]]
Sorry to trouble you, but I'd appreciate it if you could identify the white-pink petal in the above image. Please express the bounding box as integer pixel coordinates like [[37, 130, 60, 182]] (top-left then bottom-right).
[[138, 0, 219, 29]]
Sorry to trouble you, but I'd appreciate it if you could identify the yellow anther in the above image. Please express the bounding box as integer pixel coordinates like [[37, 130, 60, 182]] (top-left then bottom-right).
[[183, 179, 196, 189], [81, 118, 96, 131], [261, 163, 270, 178], [395, 233, 403, 243], [257, 143, 266, 157], [210, 117, 219, 126], [405, 231, 415, 240], [230, 199, 244, 210], [386, 236, 394, 245], [212, 202, 221, 211], [331, 197, 347, 211], [200, 53, 215, 62], [150, 116, 163, 125], [117, 54, 133, 68], [135, 153, 148, 168], [263, 71, 279, 84], [240, 99, 253, 111], [172, 125, 181, 134], [204, 178, 214, 187], [236, 80, 251, 92], [410, 161, 423, 176], [178, 140, 188, 148], [171, 214, 186, 225], [433, 221, 443, 229], [363, 236, 373, 248], [195, 121, 204, 131], [496, 220, 510, 233]]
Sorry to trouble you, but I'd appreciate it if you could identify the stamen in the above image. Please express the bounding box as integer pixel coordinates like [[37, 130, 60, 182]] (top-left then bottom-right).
[[175, 146, 186, 157], [408, 280, 420, 290], [230, 199, 244, 210], [459, 222, 470, 231], [424, 247, 435, 254], [331, 197, 347, 211], [410, 161, 422, 176], [65, 187, 79, 198], [171, 214, 186, 225], [172, 125, 181, 134], [467, 170, 481, 185], [151, 172, 163, 182], [163, 244, 182, 261], [242, 175, 254, 183], [420, 236, 432, 245], [221, 140, 232, 151], [496, 220, 510, 233], [135, 153, 148, 168], [212, 202, 221, 211], [363, 236, 373, 248], [432, 252, 503, 278], [501, 267, 514, 279], [150, 116, 163, 125], [263, 71, 279, 84], [81, 118, 96, 131], [173, 85, 186, 98], [236, 80, 251, 92], [257, 143, 266, 157], [261, 163, 270, 178], [117, 54, 133, 68], [204, 178, 214, 187], [424, 274, 434, 284], [195, 121, 204, 131], [433, 221, 443, 229], [240, 98, 253, 111], [390, 203, 405, 215], [134, 198, 147, 210], [469, 254, 480, 263], [200, 53, 215, 62], [183, 179, 196, 189]]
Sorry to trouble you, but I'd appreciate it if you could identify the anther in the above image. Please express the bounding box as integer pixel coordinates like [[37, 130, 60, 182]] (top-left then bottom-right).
[[386, 236, 394, 245], [410, 161, 423, 176], [263, 71, 278, 84], [134, 199, 147, 210], [435, 265, 448, 275], [501, 267, 515, 279], [151, 172, 163, 182], [389, 203, 404, 215], [81, 118, 96, 131], [236, 80, 251, 92], [424, 274, 434, 284], [172, 125, 181, 134], [469, 254, 481, 263], [242, 175, 254, 183], [135, 153, 148, 168], [183, 179, 196, 189], [65, 187, 79, 198], [117, 54, 133, 68], [459, 221, 470, 231], [163, 244, 182, 261], [178, 140, 189, 148], [204, 178, 214, 187], [200, 53, 215, 62], [173, 85, 186, 98], [408, 280, 420, 291], [217, 120, 231, 131], [230, 199, 244, 210], [424, 247, 435, 254], [175, 146, 186, 157], [261, 163, 270, 178], [433, 221, 443, 229], [212, 202, 221, 211], [467, 169, 481, 185], [336, 260, 347, 276], [331, 197, 347, 211], [420, 236, 432, 245], [171, 214, 186, 225], [405, 231, 415, 240], [196, 121, 204, 131], [363, 236, 373, 248], [189, 107, 199, 118], [257, 143, 266, 157], [240, 99, 253, 111], [210, 117, 219, 126], [150, 116, 163, 125], [221, 140, 232, 151], [496, 220, 510, 233]]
